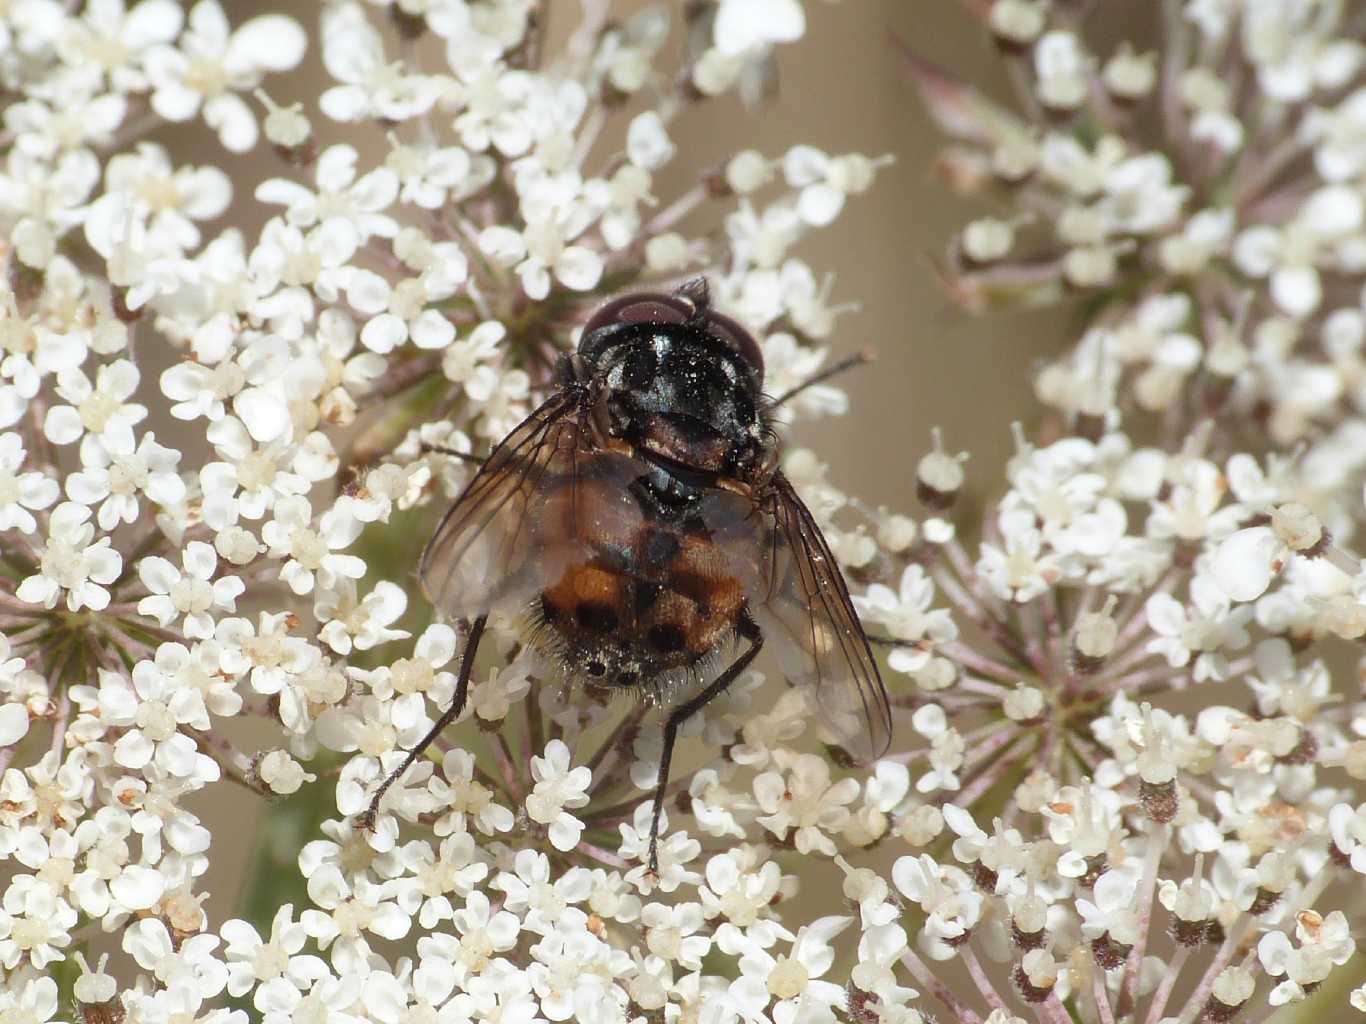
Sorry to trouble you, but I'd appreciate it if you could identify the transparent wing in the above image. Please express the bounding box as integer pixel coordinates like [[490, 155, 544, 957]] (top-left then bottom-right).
[[748, 473, 892, 763], [418, 393, 588, 621]]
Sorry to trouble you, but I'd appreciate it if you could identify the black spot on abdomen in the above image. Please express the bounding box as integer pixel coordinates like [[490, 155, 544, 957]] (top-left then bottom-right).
[[633, 579, 662, 615], [575, 602, 619, 633], [646, 623, 687, 654]]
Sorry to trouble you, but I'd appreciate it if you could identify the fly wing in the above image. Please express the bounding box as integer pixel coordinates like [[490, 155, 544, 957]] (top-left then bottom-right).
[[419, 393, 589, 621], [746, 473, 892, 762]]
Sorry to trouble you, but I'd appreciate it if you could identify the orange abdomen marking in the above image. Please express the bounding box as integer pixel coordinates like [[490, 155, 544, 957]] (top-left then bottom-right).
[[532, 454, 755, 671]]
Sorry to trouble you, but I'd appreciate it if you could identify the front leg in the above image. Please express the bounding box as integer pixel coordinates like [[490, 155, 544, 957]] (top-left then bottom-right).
[[359, 613, 488, 831]]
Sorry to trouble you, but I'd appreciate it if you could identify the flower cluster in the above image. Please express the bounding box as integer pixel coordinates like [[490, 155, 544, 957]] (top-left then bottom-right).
[[0, 1, 1363, 1024], [907, 0, 1366, 538]]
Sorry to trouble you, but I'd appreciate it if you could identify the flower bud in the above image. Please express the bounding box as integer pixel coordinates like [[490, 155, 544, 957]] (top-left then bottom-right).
[[256, 89, 314, 163], [898, 804, 944, 846], [1014, 770, 1056, 814], [1272, 502, 1326, 556], [877, 512, 918, 553], [917, 428, 968, 510], [1014, 949, 1057, 1002], [258, 749, 315, 795], [1205, 964, 1255, 1023], [1102, 44, 1157, 100], [1343, 739, 1366, 780], [1003, 684, 1045, 723], [962, 217, 1017, 263], [989, 0, 1047, 51], [993, 133, 1039, 182], [1011, 893, 1048, 949], [645, 232, 691, 272], [1072, 595, 1118, 673], [74, 953, 121, 1024], [725, 149, 772, 194]]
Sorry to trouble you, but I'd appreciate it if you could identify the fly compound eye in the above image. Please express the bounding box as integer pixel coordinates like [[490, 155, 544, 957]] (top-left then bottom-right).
[[581, 292, 692, 341], [703, 308, 764, 382]]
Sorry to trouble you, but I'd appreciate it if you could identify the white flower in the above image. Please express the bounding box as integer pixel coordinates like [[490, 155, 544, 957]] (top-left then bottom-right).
[[753, 753, 860, 856], [43, 359, 145, 449], [0, 431, 58, 532], [221, 904, 320, 997], [429, 748, 515, 837], [481, 203, 603, 300], [256, 143, 398, 239], [15, 501, 122, 611], [0, 977, 58, 1024], [627, 111, 675, 170], [138, 541, 244, 639], [261, 495, 365, 595], [144, 1, 306, 152], [891, 854, 982, 960], [1076, 868, 1141, 945], [782, 145, 882, 227], [641, 900, 710, 970], [0, 877, 77, 969], [728, 915, 850, 1024], [856, 565, 957, 673], [94, 664, 218, 776], [493, 848, 593, 938], [978, 507, 1063, 602], [123, 917, 229, 996], [66, 430, 184, 530], [1144, 574, 1252, 680], [315, 579, 410, 655], [713, 0, 805, 56], [319, 4, 442, 124], [521, 742, 592, 851]]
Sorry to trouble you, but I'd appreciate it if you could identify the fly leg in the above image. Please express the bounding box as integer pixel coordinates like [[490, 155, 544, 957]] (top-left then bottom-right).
[[419, 441, 486, 465], [647, 615, 763, 873], [359, 613, 488, 831], [768, 349, 874, 409]]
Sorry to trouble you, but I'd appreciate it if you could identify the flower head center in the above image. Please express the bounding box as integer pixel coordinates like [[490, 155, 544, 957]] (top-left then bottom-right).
[[767, 955, 809, 999], [290, 526, 327, 570], [236, 451, 279, 492], [136, 698, 176, 741], [78, 389, 121, 432], [252, 941, 290, 981]]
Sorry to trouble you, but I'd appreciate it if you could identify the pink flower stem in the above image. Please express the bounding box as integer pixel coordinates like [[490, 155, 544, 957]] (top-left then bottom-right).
[[1097, 667, 1191, 697], [577, 839, 629, 869], [944, 536, 1006, 619], [1019, 600, 1053, 677], [48, 690, 70, 758], [960, 942, 1009, 1014], [489, 730, 524, 801], [954, 728, 1028, 808], [1159, 0, 1193, 174], [1143, 945, 1190, 1024], [899, 947, 983, 1024], [1093, 963, 1118, 1024], [1094, 625, 1159, 684], [934, 568, 1031, 667], [942, 649, 1019, 685], [643, 184, 709, 237], [1119, 822, 1170, 1017], [1176, 912, 1250, 1024]]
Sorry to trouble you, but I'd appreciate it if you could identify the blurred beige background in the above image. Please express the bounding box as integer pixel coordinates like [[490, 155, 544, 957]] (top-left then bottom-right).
[[670, 1, 1066, 506]]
